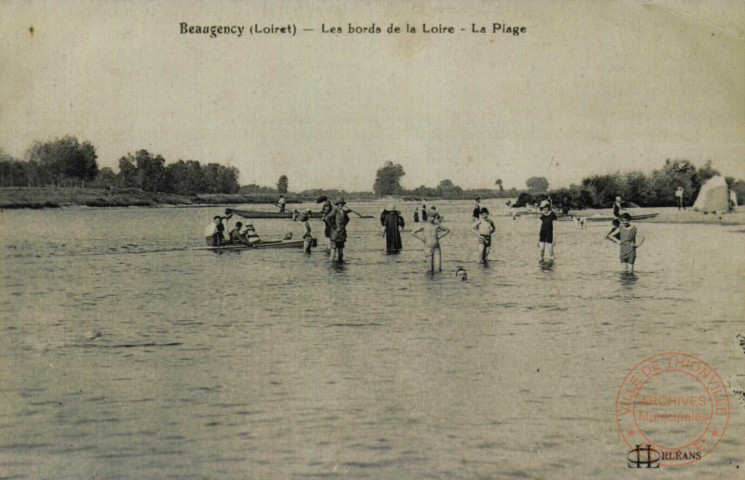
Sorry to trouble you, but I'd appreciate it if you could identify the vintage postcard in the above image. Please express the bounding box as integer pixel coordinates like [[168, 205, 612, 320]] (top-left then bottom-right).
[[1, 0, 743, 478]]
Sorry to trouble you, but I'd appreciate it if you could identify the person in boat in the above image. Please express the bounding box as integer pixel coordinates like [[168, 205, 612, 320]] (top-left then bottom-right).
[[229, 221, 249, 245], [299, 208, 313, 254], [421, 204, 428, 222], [320, 198, 334, 250], [204, 212, 232, 246], [242, 224, 260, 244], [472, 207, 496, 263], [380, 204, 405, 254], [277, 195, 286, 213], [538, 200, 557, 261], [411, 213, 450, 273], [472, 197, 481, 222], [413, 207, 419, 223], [607, 213, 644, 273], [325, 197, 350, 262]]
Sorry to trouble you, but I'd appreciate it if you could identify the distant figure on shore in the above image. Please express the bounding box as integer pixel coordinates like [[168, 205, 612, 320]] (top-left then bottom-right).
[[413, 207, 419, 223], [299, 208, 313, 254], [325, 198, 350, 262], [421, 204, 428, 222], [380, 204, 405, 254], [607, 213, 644, 273], [428, 205, 438, 222], [320, 198, 334, 250], [675, 186, 685, 210], [277, 195, 286, 213], [538, 200, 557, 261], [613, 196, 625, 219], [204, 212, 232, 246], [472, 207, 496, 263], [229, 221, 249, 245], [472, 197, 481, 221], [412, 214, 450, 273]]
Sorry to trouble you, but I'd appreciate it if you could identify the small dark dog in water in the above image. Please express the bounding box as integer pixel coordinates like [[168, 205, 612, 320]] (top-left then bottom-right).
[[455, 267, 467, 281]]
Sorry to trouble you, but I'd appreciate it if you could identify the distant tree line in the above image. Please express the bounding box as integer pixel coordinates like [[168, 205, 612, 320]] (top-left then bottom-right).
[[535, 159, 744, 209], [370, 159, 745, 208], [0, 137, 240, 195]]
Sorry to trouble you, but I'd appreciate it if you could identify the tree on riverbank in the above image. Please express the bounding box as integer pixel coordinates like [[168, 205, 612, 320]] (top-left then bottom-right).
[[373, 162, 405, 195], [7, 136, 99, 187], [277, 175, 289, 194]]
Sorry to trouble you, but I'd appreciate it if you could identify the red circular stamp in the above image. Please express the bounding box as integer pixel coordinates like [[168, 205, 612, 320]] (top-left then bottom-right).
[[615, 352, 729, 467]]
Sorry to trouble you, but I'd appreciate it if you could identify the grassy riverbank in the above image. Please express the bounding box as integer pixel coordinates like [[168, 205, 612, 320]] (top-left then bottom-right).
[[0, 187, 300, 209]]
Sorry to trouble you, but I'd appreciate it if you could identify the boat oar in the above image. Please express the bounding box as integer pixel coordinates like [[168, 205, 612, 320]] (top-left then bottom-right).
[[345, 208, 368, 218]]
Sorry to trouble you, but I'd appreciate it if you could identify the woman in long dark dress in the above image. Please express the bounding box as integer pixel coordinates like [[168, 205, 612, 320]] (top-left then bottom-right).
[[380, 204, 405, 254]]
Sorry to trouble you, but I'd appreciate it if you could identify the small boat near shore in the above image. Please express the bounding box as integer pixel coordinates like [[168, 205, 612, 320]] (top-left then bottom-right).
[[194, 238, 317, 251], [229, 208, 323, 219], [579, 213, 659, 222], [228, 208, 373, 219]]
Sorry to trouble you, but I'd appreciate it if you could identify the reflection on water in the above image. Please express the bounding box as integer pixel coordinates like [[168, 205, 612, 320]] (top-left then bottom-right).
[[618, 271, 639, 290], [0, 203, 744, 479]]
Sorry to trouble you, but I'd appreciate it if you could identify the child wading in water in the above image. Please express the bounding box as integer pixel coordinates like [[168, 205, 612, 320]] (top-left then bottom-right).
[[471, 207, 496, 263], [299, 208, 313, 254], [538, 200, 557, 261], [607, 213, 644, 272], [412, 214, 450, 272]]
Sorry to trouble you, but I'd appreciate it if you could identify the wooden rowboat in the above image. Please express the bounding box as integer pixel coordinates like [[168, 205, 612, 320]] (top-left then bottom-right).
[[228, 208, 373, 219], [229, 208, 324, 219], [580, 213, 659, 222], [194, 238, 317, 251]]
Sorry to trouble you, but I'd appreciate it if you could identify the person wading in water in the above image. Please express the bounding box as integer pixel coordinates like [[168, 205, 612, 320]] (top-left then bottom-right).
[[325, 198, 350, 262], [380, 204, 405, 254]]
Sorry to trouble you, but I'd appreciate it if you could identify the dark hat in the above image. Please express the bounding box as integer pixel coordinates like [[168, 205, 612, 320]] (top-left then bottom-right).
[[480, 207, 490, 215], [235, 221, 243, 227], [621, 213, 632, 220]]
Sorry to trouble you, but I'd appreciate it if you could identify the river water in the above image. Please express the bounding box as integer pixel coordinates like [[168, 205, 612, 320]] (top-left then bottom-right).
[[1, 201, 743, 479]]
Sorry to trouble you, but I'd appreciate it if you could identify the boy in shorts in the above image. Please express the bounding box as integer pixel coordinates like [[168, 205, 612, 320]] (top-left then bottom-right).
[[472, 207, 496, 263]]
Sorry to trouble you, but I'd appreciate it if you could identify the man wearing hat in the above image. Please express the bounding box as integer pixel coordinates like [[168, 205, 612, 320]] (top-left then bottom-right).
[[324, 198, 350, 261], [380, 203, 405, 254]]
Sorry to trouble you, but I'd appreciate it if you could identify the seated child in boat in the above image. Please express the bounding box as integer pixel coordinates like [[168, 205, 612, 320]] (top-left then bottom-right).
[[204, 213, 232, 246], [242, 224, 261, 244], [229, 222, 249, 245]]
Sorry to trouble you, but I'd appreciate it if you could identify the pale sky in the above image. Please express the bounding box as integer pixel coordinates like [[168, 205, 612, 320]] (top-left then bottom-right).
[[1, 0, 743, 192]]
